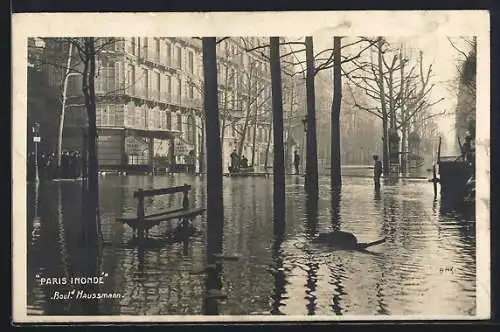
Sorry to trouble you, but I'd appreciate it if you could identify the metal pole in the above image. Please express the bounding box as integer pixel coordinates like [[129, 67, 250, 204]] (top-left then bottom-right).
[[34, 138, 39, 184]]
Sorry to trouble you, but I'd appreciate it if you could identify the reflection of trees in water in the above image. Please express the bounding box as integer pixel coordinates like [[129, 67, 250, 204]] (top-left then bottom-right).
[[328, 262, 346, 315], [374, 269, 389, 315], [371, 184, 389, 315], [32, 183, 69, 314], [302, 192, 319, 315], [26, 182, 103, 315], [381, 190, 398, 240], [331, 188, 341, 232], [269, 236, 287, 315], [305, 192, 318, 238], [305, 260, 319, 315], [219, 178, 277, 314]]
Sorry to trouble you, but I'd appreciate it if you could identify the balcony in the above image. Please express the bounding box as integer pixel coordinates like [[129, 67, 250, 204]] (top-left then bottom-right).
[[183, 98, 202, 109]]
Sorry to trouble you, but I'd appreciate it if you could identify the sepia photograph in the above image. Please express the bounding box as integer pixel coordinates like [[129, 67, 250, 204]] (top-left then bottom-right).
[[12, 11, 490, 322]]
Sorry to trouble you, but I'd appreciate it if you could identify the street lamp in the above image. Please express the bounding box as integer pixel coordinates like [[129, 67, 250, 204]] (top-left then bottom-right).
[[32, 122, 41, 184]]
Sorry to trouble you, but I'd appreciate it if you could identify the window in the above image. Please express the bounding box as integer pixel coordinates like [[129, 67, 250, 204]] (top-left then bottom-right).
[[166, 76, 171, 97], [188, 51, 194, 73], [177, 113, 182, 131], [142, 37, 148, 59], [107, 62, 116, 93], [166, 42, 172, 65], [128, 65, 135, 95], [130, 38, 136, 55], [187, 115, 196, 144], [142, 69, 148, 98], [189, 84, 194, 99], [155, 38, 160, 62], [231, 92, 236, 109], [176, 47, 182, 68], [167, 112, 172, 129], [177, 78, 182, 100], [155, 72, 161, 100]]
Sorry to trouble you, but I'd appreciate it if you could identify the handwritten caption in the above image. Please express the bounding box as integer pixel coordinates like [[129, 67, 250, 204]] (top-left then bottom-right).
[[35, 272, 123, 300]]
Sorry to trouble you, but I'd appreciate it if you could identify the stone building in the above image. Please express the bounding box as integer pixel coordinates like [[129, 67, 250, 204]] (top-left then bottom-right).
[[28, 37, 296, 173]]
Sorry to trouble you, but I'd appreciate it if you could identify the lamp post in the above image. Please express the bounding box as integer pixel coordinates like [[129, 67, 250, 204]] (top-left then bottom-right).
[[32, 122, 41, 184]]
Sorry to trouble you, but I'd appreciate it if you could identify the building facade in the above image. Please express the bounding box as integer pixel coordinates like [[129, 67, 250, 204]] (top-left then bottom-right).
[[28, 37, 296, 173]]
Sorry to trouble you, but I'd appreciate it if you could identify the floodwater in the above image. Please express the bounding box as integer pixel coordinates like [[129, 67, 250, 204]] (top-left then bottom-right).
[[26, 173, 476, 316]]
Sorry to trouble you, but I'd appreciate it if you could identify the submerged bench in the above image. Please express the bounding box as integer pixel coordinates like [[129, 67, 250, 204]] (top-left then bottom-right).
[[116, 183, 205, 238]]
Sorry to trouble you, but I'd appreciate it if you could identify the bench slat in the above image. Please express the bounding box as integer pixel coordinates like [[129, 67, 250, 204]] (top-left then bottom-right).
[[116, 207, 205, 225], [134, 184, 191, 198]]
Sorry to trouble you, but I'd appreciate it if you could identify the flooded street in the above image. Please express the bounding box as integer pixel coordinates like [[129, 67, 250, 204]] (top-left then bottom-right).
[[26, 174, 476, 316]]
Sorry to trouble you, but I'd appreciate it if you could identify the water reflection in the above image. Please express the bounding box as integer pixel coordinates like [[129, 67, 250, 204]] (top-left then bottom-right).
[[331, 188, 341, 232], [269, 235, 287, 315], [26, 175, 476, 316], [304, 191, 318, 239]]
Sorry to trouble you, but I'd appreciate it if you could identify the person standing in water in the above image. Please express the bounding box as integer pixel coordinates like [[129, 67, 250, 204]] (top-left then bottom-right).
[[373, 154, 382, 189], [293, 150, 301, 175]]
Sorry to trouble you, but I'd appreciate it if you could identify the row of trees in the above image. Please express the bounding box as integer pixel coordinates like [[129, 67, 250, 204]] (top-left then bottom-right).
[[245, 36, 445, 193]]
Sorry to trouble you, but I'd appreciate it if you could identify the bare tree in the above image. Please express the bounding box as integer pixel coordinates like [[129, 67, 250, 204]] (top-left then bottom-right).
[[447, 37, 476, 139], [243, 36, 377, 190], [344, 37, 444, 174]]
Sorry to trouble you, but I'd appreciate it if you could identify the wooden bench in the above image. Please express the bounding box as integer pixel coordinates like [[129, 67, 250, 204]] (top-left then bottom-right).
[[116, 183, 205, 239]]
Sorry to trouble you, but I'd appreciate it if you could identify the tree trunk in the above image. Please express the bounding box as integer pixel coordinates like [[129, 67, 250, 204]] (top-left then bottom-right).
[[331, 37, 342, 188], [264, 120, 272, 172], [251, 102, 258, 166], [81, 38, 99, 250], [220, 66, 229, 165], [388, 70, 395, 130], [57, 42, 73, 175], [285, 86, 295, 173], [377, 37, 390, 175], [401, 124, 408, 174], [202, 37, 224, 265], [237, 71, 255, 158], [270, 37, 286, 236], [237, 107, 252, 158], [305, 36, 319, 195], [399, 47, 407, 174]]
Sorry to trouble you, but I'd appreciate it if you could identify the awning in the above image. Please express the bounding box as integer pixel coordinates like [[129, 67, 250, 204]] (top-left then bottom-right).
[[126, 128, 182, 140]]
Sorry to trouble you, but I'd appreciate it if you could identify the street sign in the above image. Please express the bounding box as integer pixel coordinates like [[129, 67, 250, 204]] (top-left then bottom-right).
[[33, 137, 41, 142]]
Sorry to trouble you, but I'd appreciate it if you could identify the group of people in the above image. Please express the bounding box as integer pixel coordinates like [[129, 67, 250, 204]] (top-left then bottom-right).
[[229, 149, 250, 173], [27, 150, 84, 181]]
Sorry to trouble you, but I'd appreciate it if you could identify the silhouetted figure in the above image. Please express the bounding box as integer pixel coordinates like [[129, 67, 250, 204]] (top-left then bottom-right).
[[293, 150, 301, 175], [61, 151, 71, 178], [229, 149, 239, 173], [72, 151, 82, 178], [46, 152, 57, 179], [186, 150, 196, 174], [462, 135, 475, 167], [373, 154, 382, 189], [241, 155, 248, 169]]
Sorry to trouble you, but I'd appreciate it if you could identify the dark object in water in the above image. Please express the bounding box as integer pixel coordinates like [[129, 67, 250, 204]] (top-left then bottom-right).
[[312, 231, 386, 250]]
